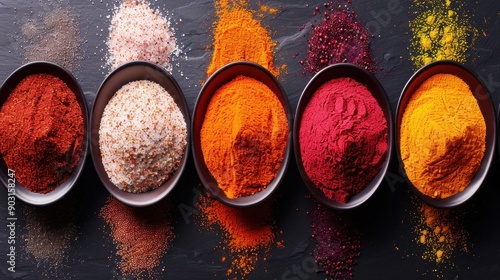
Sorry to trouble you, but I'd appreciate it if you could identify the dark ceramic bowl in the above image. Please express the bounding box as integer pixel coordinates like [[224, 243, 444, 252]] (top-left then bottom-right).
[[294, 63, 393, 210], [192, 62, 292, 207], [0, 61, 88, 206], [90, 61, 190, 207], [396, 60, 496, 208]]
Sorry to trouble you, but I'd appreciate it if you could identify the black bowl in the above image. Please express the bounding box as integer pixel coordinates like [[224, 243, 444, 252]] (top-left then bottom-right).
[[294, 63, 393, 210], [192, 61, 292, 207], [396, 60, 496, 208], [90, 61, 190, 207], [0, 61, 88, 205]]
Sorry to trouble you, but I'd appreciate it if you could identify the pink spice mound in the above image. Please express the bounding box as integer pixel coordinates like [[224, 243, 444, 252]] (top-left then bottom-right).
[[299, 77, 388, 203]]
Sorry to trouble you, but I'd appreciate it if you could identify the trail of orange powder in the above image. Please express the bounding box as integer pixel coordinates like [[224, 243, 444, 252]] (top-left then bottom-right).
[[197, 195, 280, 279]]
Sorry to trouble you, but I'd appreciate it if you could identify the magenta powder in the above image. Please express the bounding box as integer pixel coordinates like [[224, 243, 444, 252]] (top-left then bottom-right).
[[311, 202, 361, 278], [304, 7, 374, 74], [299, 77, 388, 203]]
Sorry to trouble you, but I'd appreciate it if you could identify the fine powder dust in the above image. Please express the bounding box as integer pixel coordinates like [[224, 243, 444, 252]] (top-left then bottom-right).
[[299, 77, 388, 203], [200, 75, 288, 199], [21, 6, 83, 72], [400, 74, 486, 199]]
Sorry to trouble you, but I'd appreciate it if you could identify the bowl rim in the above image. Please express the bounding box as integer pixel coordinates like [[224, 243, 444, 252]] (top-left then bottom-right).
[[395, 60, 496, 208], [0, 61, 89, 206], [191, 61, 292, 207], [293, 63, 393, 210], [90, 60, 191, 207]]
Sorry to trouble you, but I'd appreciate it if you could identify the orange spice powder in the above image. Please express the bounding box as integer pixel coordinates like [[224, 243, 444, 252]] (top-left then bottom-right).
[[196, 194, 281, 278], [206, 0, 279, 77]]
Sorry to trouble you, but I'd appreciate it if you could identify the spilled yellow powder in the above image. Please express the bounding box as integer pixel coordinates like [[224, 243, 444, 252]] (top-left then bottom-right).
[[409, 0, 477, 68], [400, 74, 485, 199], [416, 203, 468, 264], [207, 0, 278, 77]]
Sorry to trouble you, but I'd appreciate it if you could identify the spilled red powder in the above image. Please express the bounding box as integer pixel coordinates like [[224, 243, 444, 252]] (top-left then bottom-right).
[[310, 202, 361, 279], [299, 77, 388, 203], [196, 194, 281, 278], [303, 2, 374, 73], [100, 197, 174, 278]]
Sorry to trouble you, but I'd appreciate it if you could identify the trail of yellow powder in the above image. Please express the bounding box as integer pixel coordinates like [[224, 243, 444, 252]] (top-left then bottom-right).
[[409, 0, 477, 68], [406, 0, 481, 270], [207, 0, 278, 77], [415, 201, 468, 265], [400, 74, 486, 199]]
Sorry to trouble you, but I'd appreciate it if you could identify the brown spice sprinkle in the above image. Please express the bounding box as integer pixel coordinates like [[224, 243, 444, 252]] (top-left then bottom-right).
[[100, 196, 174, 278]]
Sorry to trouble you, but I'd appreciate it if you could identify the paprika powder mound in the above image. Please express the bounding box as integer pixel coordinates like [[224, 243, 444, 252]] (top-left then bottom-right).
[[400, 73, 486, 199], [299, 77, 388, 203], [200, 75, 288, 199], [0, 73, 84, 193]]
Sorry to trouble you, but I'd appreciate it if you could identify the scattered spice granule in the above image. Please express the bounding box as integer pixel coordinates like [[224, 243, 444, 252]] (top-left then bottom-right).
[[414, 200, 468, 265], [310, 202, 361, 279], [303, 2, 375, 74], [21, 5, 83, 72], [99, 80, 187, 193], [106, 0, 179, 72], [409, 0, 477, 68], [196, 194, 281, 279], [100, 196, 174, 278], [21, 200, 77, 274]]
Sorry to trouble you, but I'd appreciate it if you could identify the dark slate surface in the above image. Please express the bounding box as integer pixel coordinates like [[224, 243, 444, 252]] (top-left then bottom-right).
[[1, 0, 499, 279]]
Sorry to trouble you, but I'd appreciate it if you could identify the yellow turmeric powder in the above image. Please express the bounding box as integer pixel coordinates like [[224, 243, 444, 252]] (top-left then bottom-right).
[[400, 73, 486, 199], [207, 0, 278, 77], [200, 75, 288, 199], [415, 202, 468, 264], [409, 0, 477, 68]]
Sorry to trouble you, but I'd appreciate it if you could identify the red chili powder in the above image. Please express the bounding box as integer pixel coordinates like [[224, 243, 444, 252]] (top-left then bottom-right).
[[303, 3, 374, 74], [299, 77, 387, 203], [100, 196, 174, 278], [0, 73, 84, 193], [310, 202, 361, 279], [196, 194, 281, 278]]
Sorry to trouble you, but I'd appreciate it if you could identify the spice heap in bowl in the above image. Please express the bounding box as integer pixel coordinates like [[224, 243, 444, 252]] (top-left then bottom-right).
[[294, 63, 392, 210], [91, 61, 190, 207], [192, 62, 292, 207], [397, 60, 495, 208], [0, 61, 88, 205]]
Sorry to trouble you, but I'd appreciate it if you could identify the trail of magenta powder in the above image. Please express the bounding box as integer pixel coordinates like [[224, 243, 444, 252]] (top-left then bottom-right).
[[302, 2, 375, 74], [301, 1, 377, 279], [310, 202, 361, 279]]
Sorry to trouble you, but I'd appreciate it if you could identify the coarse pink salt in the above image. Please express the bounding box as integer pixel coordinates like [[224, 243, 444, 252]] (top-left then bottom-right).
[[106, 0, 179, 72]]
